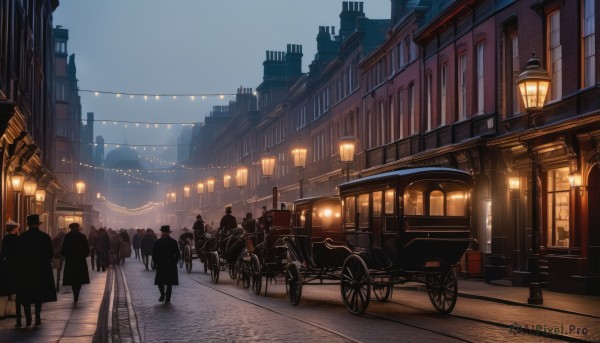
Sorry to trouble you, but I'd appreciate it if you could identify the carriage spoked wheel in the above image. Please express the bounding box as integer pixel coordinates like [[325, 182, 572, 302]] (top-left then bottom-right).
[[184, 244, 193, 274], [285, 262, 302, 306], [372, 279, 393, 302], [210, 251, 220, 284], [341, 255, 371, 315], [250, 254, 262, 295], [229, 261, 238, 280], [425, 268, 458, 314]]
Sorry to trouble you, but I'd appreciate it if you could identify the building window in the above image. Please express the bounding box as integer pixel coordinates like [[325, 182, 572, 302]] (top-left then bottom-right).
[[440, 64, 447, 126], [409, 83, 416, 134], [405, 36, 412, 63], [389, 48, 395, 75], [397, 41, 404, 69], [511, 34, 522, 115], [388, 95, 394, 142], [582, 0, 596, 88], [398, 89, 404, 139], [547, 10, 562, 101], [379, 101, 385, 145], [547, 167, 570, 247], [476, 42, 485, 114], [426, 73, 432, 131], [458, 53, 467, 121]]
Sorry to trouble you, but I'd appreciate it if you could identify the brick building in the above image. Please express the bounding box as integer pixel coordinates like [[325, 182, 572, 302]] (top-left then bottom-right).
[[186, 0, 599, 295]]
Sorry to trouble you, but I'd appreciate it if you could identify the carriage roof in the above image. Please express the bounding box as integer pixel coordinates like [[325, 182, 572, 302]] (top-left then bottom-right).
[[338, 167, 472, 193]]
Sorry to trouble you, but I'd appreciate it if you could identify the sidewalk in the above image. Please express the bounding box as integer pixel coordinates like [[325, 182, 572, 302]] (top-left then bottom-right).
[[0, 262, 109, 343], [457, 279, 600, 318]]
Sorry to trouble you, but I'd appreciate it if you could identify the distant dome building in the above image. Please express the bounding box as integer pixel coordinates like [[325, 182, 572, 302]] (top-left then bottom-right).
[[104, 145, 145, 170]]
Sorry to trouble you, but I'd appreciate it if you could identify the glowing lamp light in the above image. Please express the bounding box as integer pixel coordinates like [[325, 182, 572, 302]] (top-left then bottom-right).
[[35, 189, 46, 203], [75, 180, 86, 194], [183, 185, 191, 198], [323, 208, 333, 218], [223, 174, 231, 188], [338, 135, 357, 163], [10, 174, 25, 192], [291, 146, 307, 168], [568, 173, 582, 188], [509, 177, 520, 190], [23, 180, 37, 197], [516, 52, 551, 114], [197, 182, 204, 194], [206, 177, 215, 193], [236, 166, 248, 188], [261, 151, 276, 178]]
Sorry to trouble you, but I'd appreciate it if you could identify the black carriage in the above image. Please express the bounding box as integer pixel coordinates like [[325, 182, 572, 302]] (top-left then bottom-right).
[[207, 228, 246, 284], [336, 167, 475, 315], [243, 210, 292, 296], [179, 230, 216, 274], [283, 196, 353, 305]]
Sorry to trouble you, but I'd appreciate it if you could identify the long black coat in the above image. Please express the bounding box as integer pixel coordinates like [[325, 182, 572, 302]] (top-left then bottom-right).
[[152, 235, 180, 286], [61, 229, 90, 286], [0, 234, 19, 296], [16, 227, 57, 303], [140, 233, 157, 255]]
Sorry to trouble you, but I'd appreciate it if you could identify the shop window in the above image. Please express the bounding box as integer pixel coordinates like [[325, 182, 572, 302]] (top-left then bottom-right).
[[547, 167, 570, 247]]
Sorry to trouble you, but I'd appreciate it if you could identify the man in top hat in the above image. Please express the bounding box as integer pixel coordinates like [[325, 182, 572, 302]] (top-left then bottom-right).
[[152, 225, 180, 303], [219, 206, 237, 233], [15, 214, 56, 326], [61, 223, 90, 302]]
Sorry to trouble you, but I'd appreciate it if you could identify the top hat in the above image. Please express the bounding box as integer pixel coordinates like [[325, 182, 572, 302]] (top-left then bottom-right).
[[196, 214, 202, 219], [68, 222, 80, 230], [160, 225, 171, 233], [6, 220, 19, 231], [225, 206, 232, 213], [26, 214, 43, 226], [245, 212, 253, 219]]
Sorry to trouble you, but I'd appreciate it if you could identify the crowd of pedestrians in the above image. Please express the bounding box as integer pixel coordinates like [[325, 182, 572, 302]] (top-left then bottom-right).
[[0, 206, 252, 330]]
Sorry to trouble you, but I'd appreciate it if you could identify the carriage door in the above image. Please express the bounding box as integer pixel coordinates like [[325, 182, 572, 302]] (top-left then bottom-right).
[[372, 191, 383, 247]]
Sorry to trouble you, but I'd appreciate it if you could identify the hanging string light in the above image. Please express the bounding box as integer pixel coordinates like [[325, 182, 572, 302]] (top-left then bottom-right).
[[81, 89, 235, 98], [98, 195, 164, 216]]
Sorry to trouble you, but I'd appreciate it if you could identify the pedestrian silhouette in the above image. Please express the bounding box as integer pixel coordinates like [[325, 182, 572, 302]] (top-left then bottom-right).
[[152, 225, 180, 303], [61, 222, 90, 303], [1, 220, 22, 327]]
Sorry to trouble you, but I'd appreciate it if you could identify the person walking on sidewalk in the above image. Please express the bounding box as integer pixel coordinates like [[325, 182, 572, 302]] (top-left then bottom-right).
[[15, 214, 56, 327], [132, 229, 143, 261], [87, 226, 98, 271], [140, 228, 157, 270], [152, 225, 180, 303], [95, 227, 110, 272], [118, 229, 132, 264], [61, 223, 90, 303], [51, 228, 66, 292], [0, 220, 22, 327]]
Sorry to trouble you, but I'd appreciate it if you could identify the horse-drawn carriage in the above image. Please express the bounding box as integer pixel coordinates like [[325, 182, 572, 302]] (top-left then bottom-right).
[[283, 167, 475, 315]]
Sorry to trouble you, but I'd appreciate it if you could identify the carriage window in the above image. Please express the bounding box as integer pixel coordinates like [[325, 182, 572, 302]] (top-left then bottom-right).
[[313, 204, 340, 228], [447, 191, 467, 216], [344, 196, 356, 227], [372, 191, 382, 217], [404, 189, 423, 215], [299, 210, 308, 227], [430, 190, 444, 216], [358, 194, 369, 228], [384, 189, 394, 214]]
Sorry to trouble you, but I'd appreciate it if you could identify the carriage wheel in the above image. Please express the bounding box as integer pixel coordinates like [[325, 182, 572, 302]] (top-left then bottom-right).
[[340, 255, 371, 315], [426, 269, 458, 314], [210, 252, 220, 284], [184, 245, 193, 274], [241, 258, 251, 289], [229, 260, 238, 280], [373, 281, 393, 302], [251, 254, 262, 295], [285, 262, 302, 306]]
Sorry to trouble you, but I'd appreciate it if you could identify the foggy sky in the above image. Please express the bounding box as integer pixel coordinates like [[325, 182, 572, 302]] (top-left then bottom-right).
[[53, 1, 390, 161]]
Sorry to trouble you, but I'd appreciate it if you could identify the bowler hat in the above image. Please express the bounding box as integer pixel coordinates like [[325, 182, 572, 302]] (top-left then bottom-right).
[[26, 214, 43, 226], [68, 222, 80, 230], [160, 225, 171, 233], [6, 220, 19, 230]]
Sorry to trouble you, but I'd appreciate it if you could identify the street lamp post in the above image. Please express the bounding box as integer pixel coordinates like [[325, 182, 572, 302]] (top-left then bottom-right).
[[516, 51, 551, 305], [236, 165, 248, 211], [291, 144, 307, 199], [10, 174, 25, 222], [261, 151, 276, 209], [338, 135, 357, 182]]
